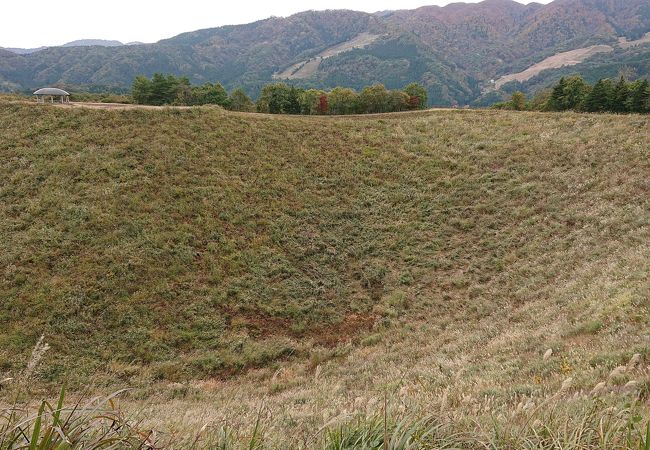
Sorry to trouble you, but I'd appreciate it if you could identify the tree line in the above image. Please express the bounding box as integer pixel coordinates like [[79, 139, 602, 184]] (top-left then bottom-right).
[[492, 76, 650, 114], [132, 74, 255, 111], [255, 82, 427, 114], [131, 73, 428, 114]]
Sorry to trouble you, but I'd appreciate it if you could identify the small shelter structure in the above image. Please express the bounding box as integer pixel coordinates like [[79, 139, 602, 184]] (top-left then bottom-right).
[[33, 88, 70, 103]]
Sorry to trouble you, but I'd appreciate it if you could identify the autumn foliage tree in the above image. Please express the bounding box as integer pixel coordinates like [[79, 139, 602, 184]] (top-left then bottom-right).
[[317, 94, 329, 115], [404, 83, 428, 110]]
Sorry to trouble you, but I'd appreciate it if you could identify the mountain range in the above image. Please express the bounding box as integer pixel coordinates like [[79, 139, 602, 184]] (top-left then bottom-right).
[[2, 39, 141, 55], [1, 0, 649, 105]]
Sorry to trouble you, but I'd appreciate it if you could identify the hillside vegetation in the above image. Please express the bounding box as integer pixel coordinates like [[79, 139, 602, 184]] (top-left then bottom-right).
[[489, 45, 650, 107], [492, 75, 650, 114], [0, 98, 649, 447]]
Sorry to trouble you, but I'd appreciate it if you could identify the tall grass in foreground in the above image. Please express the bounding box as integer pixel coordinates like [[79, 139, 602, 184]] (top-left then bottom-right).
[[0, 387, 147, 449], [0, 387, 265, 449], [325, 405, 650, 450], [1, 392, 649, 449], [1, 336, 649, 448], [0, 336, 149, 449]]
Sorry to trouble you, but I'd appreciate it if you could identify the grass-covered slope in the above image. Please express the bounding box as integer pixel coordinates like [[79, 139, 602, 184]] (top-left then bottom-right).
[[0, 100, 649, 447], [1, 101, 649, 384]]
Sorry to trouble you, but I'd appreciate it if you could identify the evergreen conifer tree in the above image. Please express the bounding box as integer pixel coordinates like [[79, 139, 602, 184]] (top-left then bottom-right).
[[584, 79, 613, 113], [564, 76, 590, 110], [611, 76, 630, 113], [628, 79, 649, 113], [547, 77, 568, 111], [286, 87, 302, 114]]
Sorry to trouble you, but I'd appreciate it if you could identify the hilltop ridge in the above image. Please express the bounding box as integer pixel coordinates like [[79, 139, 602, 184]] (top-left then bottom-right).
[[3, 39, 128, 55]]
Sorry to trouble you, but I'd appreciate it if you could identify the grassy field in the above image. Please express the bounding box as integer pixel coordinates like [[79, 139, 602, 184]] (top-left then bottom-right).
[[0, 98, 648, 448]]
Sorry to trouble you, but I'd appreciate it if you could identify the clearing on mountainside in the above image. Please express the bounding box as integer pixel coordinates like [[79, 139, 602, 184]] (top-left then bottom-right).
[[495, 33, 650, 90], [495, 44, 614, 88], [273, 32, 381, 79]]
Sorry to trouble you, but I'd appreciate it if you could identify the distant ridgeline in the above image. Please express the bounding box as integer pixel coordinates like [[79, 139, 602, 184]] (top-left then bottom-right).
[[132, 73, 428, 114], [491, 76, 650, 114]]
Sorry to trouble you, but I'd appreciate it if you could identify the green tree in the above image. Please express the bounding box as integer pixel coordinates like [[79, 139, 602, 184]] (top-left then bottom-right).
[[148, 73, 181, 106], [228, 88, 255, 112], [285, 87, 302, 115], [358, 84, 391, 114], [389, 91, 410, 112], [546, 77, 568, 111], [257, 83, 292, 114], [611, 76, 630, 113], [563, 76, 590, 110], [584, 79, 613, 113], [627, 79, 649, 113], [299, 89, 325, 115], [509, 91, 526, 111], [403, 83, 428, 110], [328, 87, 359, 115], [175, 77, 192, 105], [190, 82, 229, 107], [132, 75, 152, 104], [132, 73, 183, 105]]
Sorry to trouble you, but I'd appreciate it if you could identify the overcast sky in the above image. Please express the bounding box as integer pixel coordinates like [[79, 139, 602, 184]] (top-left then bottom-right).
[[2, 0, 552, 48]]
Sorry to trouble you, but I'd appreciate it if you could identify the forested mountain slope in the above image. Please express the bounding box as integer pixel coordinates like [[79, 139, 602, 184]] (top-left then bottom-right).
[[0, 0, 649, 105]]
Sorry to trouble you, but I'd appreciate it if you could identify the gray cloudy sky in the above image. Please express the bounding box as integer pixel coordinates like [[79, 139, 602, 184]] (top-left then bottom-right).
[[2, 0, 551, 48]]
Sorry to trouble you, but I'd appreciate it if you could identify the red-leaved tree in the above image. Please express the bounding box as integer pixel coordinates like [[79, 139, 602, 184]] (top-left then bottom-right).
[[317, 94, 329, 115]]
